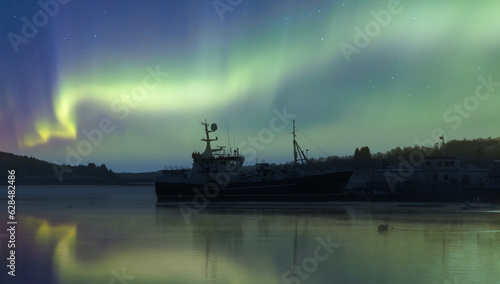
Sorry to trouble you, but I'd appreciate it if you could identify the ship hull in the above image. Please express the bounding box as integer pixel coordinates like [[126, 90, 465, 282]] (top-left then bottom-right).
[[155, 171, 354, 202]]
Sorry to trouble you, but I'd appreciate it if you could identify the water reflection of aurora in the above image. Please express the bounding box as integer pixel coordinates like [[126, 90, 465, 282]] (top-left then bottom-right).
[[19, 203, 500, 284], [26, 216, 277, 283]]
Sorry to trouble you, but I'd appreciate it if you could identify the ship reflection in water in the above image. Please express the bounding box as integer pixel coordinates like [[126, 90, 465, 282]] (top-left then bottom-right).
[[5, 185, 500, 284]]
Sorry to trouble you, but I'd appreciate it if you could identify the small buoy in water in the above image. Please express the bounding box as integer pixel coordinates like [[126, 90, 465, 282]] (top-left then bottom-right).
[[378, 224, 388, 232]]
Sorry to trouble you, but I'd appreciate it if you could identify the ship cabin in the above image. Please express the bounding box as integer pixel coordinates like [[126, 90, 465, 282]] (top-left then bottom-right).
[[420, 156, 488, 188], [422, 156, 463, 171], [371, 156, 490, 190], [189, 121, 245, 183]]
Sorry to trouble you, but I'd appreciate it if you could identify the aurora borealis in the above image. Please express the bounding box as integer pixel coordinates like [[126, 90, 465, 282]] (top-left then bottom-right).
[[1, 0, 500, 172]]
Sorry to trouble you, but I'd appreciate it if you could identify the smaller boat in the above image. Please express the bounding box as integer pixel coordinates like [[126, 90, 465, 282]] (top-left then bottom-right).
[[155, 120, 354, 201]]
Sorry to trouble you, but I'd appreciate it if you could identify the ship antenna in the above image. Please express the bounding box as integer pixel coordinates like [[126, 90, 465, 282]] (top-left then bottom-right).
[[440, 136, 445, 156], [225, 117, 232, 154]]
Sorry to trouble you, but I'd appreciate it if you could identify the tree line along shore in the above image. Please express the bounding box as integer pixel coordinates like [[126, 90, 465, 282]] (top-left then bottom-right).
[[1, 137, 499, 185]]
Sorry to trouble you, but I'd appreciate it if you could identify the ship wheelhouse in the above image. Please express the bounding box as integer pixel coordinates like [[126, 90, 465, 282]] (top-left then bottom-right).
[[189, 121, 245, 183]]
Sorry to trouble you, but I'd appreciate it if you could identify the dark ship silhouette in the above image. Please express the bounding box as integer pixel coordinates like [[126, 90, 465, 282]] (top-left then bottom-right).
[[155, 120, 354, 201], [347, 156, 500, 203]]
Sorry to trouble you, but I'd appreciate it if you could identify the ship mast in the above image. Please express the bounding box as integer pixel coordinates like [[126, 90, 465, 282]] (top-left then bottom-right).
[[201, 120, 218, 158], [440, 135, 445, 156], [292, 120, 310, 167]]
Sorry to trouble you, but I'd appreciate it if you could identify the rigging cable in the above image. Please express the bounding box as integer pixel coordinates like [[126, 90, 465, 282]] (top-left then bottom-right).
[[295, 127, 330, 157]]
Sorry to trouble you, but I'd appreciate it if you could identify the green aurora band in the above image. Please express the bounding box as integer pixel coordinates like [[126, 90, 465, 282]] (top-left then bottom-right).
[[10, 1, 500, 170]]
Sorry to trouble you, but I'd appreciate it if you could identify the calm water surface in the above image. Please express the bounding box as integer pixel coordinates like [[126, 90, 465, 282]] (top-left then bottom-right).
[[1, 185, 499, 284]]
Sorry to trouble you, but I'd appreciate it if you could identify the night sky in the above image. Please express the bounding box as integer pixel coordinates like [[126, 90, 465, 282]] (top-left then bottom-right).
[[1, 0, 500, 172]]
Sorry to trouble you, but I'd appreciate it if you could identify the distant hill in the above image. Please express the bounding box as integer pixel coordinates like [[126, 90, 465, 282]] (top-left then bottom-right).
[[0, 151, 118, 184]]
